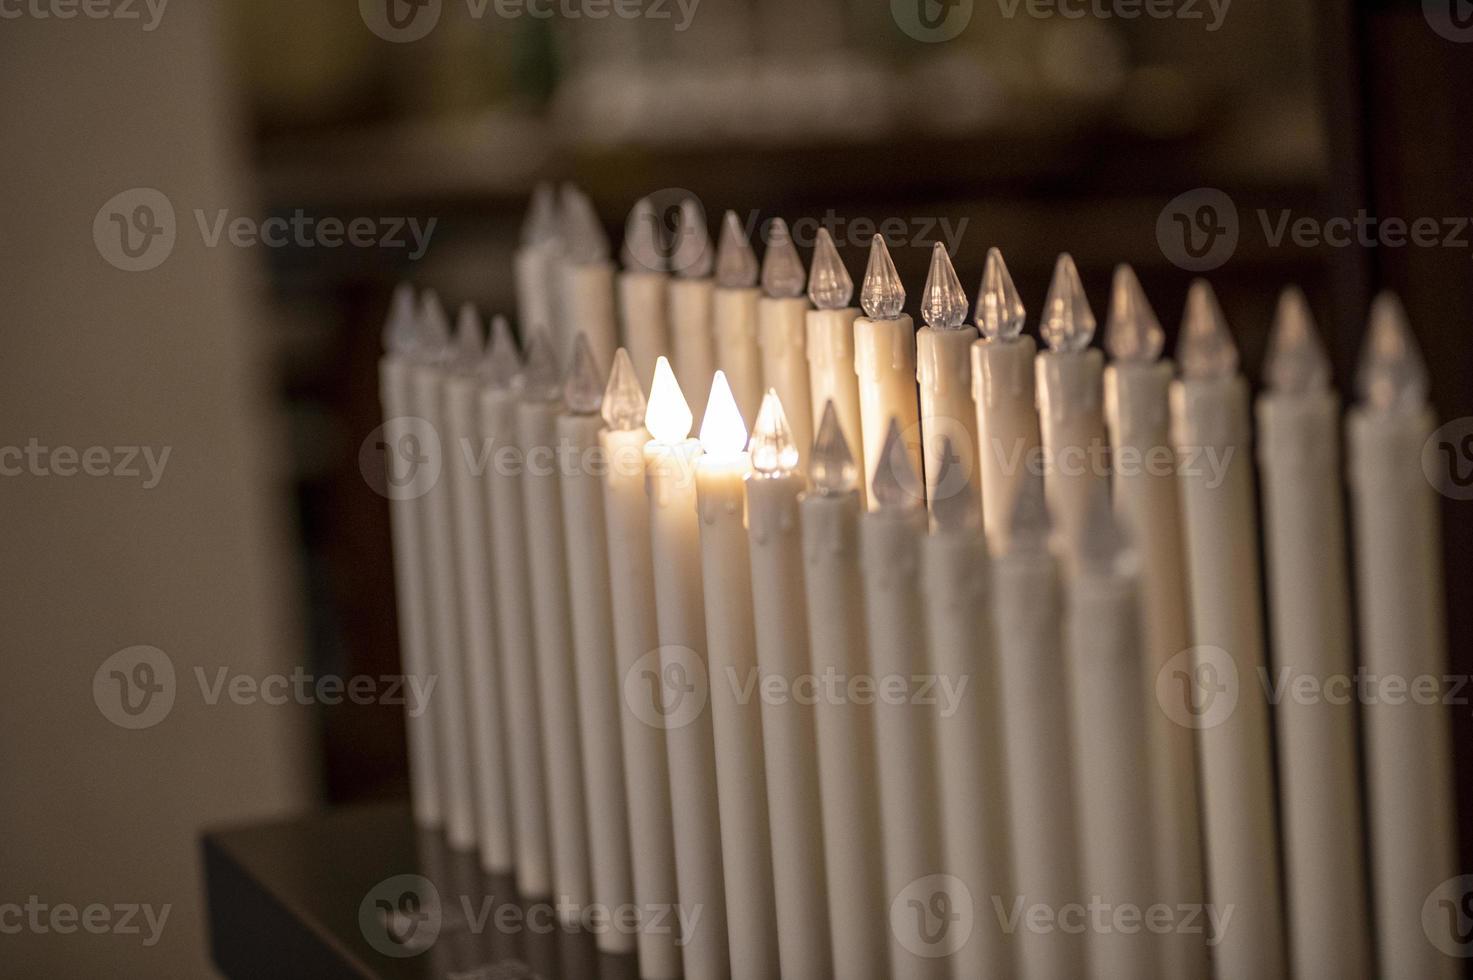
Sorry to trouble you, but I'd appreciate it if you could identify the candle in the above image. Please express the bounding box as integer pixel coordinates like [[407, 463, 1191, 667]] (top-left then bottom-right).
[[1347, 294, 1457, 980], [1101, 265, 1207, 980], [644, 356, 730, 978], [377, 284, 441, 830], [862, 422, 944, 980], [757, 218, 815, 471], [443, 303, 514, 875], [920, 444, 1010, 978], [478, 315, 553, 899], [992, 472, 1084, 979], [971, 248, 1041, 548], [805, 228, 866, 508], [1035, 253, 1109, 542], [557, 185, 619, 372], [619, 197, 673, 391], [916, 243, 980, 519], [517, 328, 593, 919], [668, 198, 718, 423], [598, 349, 683, 979], [712, 211, 765, 425], [855, 236, 922, 511], [693, 372, 782, 980], [515, 182, 559, 335], [800, 403, 889, 980], [1170, 281, 1286, 979], [746, 391, 832, 978], [557, 334, 636, 954]]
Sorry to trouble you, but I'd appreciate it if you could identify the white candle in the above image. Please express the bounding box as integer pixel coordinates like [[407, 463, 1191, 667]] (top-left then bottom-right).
[[713, 210, 765, 425], [377, 284, 441, 830], [746, 391, 832, 978], [757, 218, 815, 472], [515, 182, 558, 335], [1101, 265, 1207, 980], [971, 248, 1041, 549], [668, 198, 718, 423], [855, 236, 922, 511], [920, 446, 1010, 978], [478, 316, 553, 899], [1347, 294, 1457, 980], [599, 349, 683, 979], [694, 373, 781, 980], [644, 356, 730, 978], [558, 334, 636, 954], [801, 403, 889, 980], [1035, 253, 1109, 543], [916, 243, 980, 520], [517, 328, 593, 918], [443, 303, 514, 875], [619, 196, 673, 391], [805, 228, 866, 509], [1170, 281, 1285, 979], [862, 422, 945, 980], [557, 185, 619, 372], [992, 472, 1085, 979]]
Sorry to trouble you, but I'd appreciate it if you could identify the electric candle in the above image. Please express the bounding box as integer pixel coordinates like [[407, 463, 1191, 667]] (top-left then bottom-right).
[[620, 197, 673, 391], [971, 248, 1040, 548], [515, 182, 559, 335], [377, 284, 441, 829], [598, 349, 683, 979], [1347, 295, 1457, 980], [746, 392, 832, 979], [916, 243, 980, 520], [855, 236, 922, 511], [558, 185, 619, 372], [712, 211, 764, 425], [518, 330, 593, 920], [478, 315, 553, 899], [800, 403, 888, 980], [557, 334, 636, 954], [862, 422, 944, 980], [1101, 265, 1207, 980], [668, 199, 718, 423], [1035, 253, 1109, 543], [1170, 282, 1285, 980], [757, 219, 815, 471], [443, 304, 514, 875], [805, 228, 866, 508], [644, 357, 730, 978]]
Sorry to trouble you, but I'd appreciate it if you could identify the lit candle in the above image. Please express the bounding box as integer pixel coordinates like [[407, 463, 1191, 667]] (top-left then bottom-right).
[[805, 228, 866, 508], [712, 211, 764, 425], [1101, 265, 1207, 980], [855, 236, 922, 511], [917, 243, 981, 520], [971, 248, 1040, 549], [377, 284, 441, 830], [862, 422, 944, 980], [598, 349, 683, 979], [557, 334, 636, 955], [757, 218, 815, 471], [517, 329, 593, 919], [515, 182, 559, 335], [1035, 253, 1109, 542], [557, 185, 619, 372], [1347, 294, 1457, 980], [694, 372, 782, 980], [746, 391, 833, 978], [644, 357, 730, 978], [1170, 281, 1285, 980], [800, 403, 888, 980], [668, 199, 718, 423], [478, 315, 553, 899], [619, 197, 673, 391], [992, 473, 1084, 979]]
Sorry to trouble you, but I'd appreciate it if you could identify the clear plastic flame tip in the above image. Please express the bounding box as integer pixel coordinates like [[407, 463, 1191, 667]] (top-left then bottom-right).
[[645, 356, 693, 443], [1104, 264, 1163, 363], [921, 242, 969, 330], [760, 218, 807, 299], [416, 290, 452, 362], [698, 371, 747, 457], [564, 332, 605, 414], [559, 184, 609, 265], [976, 247, 1026, 341], [872, 419, 921, 511], [1076, 482, 1135, 577], [481, 314, 521, 388], [807, 228, 853, 310], [1357, 292, 1428, 412], [1178, 279, 1239, 381], [518, 327, 562, 402], [749, 389, 800, 476], [521, 181, 560, 247], [622, 197, 668, 274], [451, 302, 485, 373], [1005, 470, 1052, 556], [1040, 253, 1096, 353], [670, 198, 713, 279], [715, 210, 759, 289], [810, 401, 858, 495], [931, 438, 981, 532], [861, 235, 905, 321], [1265, 287, 1330, 395], [601, 348, 647, 431], [383, 282, 418, 355]]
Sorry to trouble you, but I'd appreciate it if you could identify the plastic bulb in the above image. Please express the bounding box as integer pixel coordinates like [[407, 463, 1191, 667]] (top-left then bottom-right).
[[521, 182, 559, 247], [698, 372, 747, 458], [809, 401, 858, 496], [564, 332, 605, 414], [1104, 264, 1163, 363], [807, 228, 853, 310], [519, 328, 563, 402], [930, 438, 981, 532], [382, 282, 418, 355], [1356, 292, 1428, 413], [1040, 253, 1096, 353], [622, 197, 668, 274], [451, 302, 485, 373], [560, 184, 609, 264], [1265, 287, 1330, 395], [1178, 279, 1239, 381], [645, 356, 694, 442], [481, 314, 521, 389], [976, 247, 1026, 341], [670, 198, 713, 279], [860, 235, 905, 320], [871, 419, 921, 511], [416, 290, 452, 363], [715, 210, 759, 289], [920, 242, 969, 330], [749, 389, 800, 476], [602, 347, 647, 431], [760, 218, 807, 299]]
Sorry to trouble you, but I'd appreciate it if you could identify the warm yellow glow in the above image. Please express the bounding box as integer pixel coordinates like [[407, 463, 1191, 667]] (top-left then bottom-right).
[[698, 371, 748, 458], [645, 356, 694, 443]]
